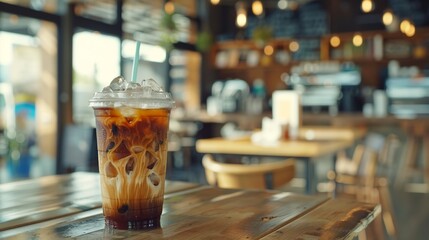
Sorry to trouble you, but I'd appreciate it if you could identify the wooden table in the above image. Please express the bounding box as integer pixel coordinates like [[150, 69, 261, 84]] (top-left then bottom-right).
[[196, 126, 366, 194], [0, 172, 198, 237], [0, 172, 380, 239]]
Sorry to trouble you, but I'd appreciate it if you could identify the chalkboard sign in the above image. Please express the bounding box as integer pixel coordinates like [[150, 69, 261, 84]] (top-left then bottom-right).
[[246, 0, 328, 38], [389, 0, 429, 26], [292, 38, 321, 61], [299, 1, 328, 37], [269, 10, 300, 38]]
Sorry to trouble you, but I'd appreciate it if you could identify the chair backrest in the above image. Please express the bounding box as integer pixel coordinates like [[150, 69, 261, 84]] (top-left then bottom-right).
[[202, 154, 296, 190], [378, 134, 397, 165], [362, 133, 401, 179], [61, 124, 98, 173], [356, 147, 378, 179]]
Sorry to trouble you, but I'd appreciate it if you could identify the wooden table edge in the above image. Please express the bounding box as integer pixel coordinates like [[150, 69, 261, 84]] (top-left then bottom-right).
[[343, 203, 382, 240], [196, 137, 354, 158]]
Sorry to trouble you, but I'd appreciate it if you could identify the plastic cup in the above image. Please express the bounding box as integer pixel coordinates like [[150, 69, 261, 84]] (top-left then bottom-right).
[[89, 77, 174, 230]]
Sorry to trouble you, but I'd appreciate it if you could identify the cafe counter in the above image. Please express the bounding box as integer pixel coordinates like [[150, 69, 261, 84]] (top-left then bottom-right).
[[172, 110, 429, 128]]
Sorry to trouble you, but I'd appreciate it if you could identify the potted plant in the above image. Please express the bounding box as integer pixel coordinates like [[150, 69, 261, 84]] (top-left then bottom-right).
[[252, 25, 273, 47]]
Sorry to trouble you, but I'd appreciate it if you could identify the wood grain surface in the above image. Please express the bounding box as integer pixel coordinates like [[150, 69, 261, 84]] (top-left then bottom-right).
[[0, 172, 198, 232], [196, 137, 353, 158], [261, 198, 381, 240], [1, 173, 379, 239], [2, 175, 380, 240]]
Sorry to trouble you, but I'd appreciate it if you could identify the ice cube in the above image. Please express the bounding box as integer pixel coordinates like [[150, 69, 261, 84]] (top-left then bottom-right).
[[106, 141, 115, 152], [148, 172, 160, 186], [105, 161, 118, 178], [110, 76, 128, 91], [117, 204, 128, 214], [128, 82, 141, 90], [145, 151, 158, 169], [142, 86, 151, 97], [111, 141, 131, 161], [125, 157, 135, 175], [111, 124, 118, 136], [141, 78, 163, 92], [102, 86, 114, 93], [119, 107, 136, 118], [99, 86, 117, 99]]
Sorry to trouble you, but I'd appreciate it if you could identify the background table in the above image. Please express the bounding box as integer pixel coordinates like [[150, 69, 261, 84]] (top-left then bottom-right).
[[1, 172, 379, 239], [196, 127, 365, 193]]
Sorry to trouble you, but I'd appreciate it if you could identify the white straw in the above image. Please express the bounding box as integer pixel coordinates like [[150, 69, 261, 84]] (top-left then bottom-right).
[[131, 41, 141, 83]]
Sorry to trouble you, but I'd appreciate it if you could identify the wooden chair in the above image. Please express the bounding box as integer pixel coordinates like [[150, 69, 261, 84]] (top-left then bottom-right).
[[396, 122, 429, 193], [328, 134, 399, 240], [328, 133, 388, 196], [377, 134, 401, 182], [61, 124, 98, 173], [202, 154, 296, 190], [329, 146, 378, 199]]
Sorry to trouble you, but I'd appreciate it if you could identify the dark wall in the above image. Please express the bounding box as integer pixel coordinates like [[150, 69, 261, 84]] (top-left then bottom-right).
[[328, 0, 388, 33], [209, 0, 429, 39]]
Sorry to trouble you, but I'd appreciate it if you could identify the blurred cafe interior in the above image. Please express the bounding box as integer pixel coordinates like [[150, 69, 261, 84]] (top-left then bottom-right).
[[1, 0, 429, 239]]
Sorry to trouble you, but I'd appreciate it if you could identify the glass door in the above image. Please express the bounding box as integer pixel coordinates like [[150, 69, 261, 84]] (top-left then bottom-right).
[[0, 13, 58, 182]]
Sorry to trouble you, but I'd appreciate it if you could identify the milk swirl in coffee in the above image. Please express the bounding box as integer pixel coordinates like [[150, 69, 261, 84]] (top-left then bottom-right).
[[90, 77, 174, 229]]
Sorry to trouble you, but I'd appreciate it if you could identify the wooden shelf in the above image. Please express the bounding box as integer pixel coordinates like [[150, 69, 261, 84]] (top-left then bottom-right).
[[322, 27, 429, 41], [328, 57, 429, 64], [214, 63, 291, 71], [209, 28, 429, 91]]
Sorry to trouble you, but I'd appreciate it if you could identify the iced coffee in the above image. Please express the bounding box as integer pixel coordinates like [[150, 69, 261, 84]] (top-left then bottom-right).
[[89, 77, 174, 229]]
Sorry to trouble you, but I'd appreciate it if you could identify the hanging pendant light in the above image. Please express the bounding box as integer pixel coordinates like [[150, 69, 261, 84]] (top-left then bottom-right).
[[400, 19, 416, 37], [353, 34, 363, 47], [236, 1, 247, 28], [330, 36, 341, 48], [164, 1, 175, 14], [289, 41, 300, 52], [210, 0, 220, 5], [361, 0, 374, 13], [252, 0, 264, 16], [382, 10, 393, 26]]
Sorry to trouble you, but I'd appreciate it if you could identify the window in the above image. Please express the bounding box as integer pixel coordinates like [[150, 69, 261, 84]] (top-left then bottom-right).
[[72, 30, 120, 125], [0, 14, 58, 182]]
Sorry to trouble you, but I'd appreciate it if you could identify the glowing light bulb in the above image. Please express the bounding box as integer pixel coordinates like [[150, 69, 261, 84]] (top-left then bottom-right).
[[252, 1, 264, 16], [236, 12, 247, 27], [278, 0, 288, 10], [330, 36, 341, 48], [353, 34, 363, 47], [361, 0, 374, 13], [400, 19, 411, 34], [164, 1, 175, 14], [405, 24, 416, 37], [289, 41, 300, 52], [382, 11, 393, 26], [236, 2, 247, 28], [264, 45, 274, 56], [211, 0, 220, 5]]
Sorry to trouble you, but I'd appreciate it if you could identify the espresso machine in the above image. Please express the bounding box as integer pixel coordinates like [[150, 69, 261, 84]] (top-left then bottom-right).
[[286, 70, 362, 114], [206, 79, 250, 115], [386, 77, 429, 117]]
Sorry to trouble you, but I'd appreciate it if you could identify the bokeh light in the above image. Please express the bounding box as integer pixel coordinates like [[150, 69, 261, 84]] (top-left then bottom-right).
[[330, 36, 341, 48], [353, 34, 363, 47]]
